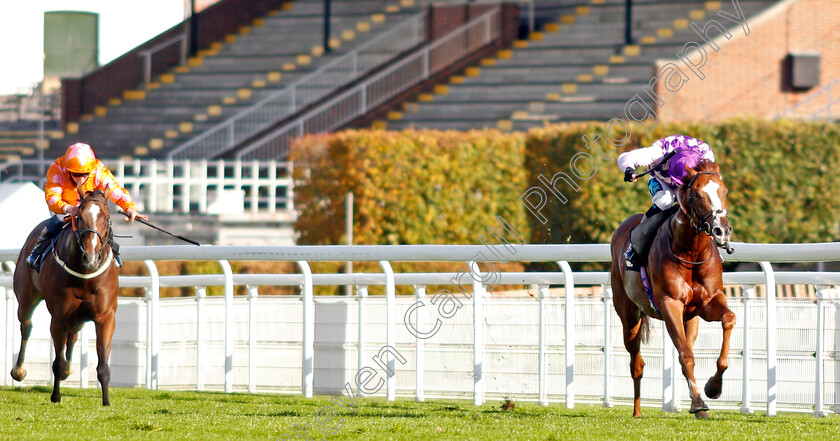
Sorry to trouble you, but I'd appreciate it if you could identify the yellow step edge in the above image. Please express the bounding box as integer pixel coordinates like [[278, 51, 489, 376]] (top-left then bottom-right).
[[497, 49, 513, 59], [175, 66, 190, 73], [544, 23, 560, 33], [545, 92, 562, 101], [371, 120, 387, 130], [119, 155, 133, 161], [179, 122, 194, 133], [80, 114, 93, 122], [94, 106, 107, 117], [165, 130, 179, 139], [252, 79, 267, 88], [149, 139, 164, 150], [400, 0, 415, 8], [66, 122, 79, 134], [591, 0, 605, 3], [222, 97, 237, 105], [283, 63, 297, 71], [465, 67, 481, 77], [705, 1, 722, 11], [385, 5, 400, 13], [372, 14, 385, 24], [593, 65, 609, 76], [610, 55, 625, 64], [312, 46, 325, 57], [160, 74, 175, 84], [253, 18, 265, 27], [134, 146, 149, 156], [123, 90, 146, 101], [528, 102, 546, 113], [145, 82, 160, 90], [624, 45, 641, 56], [357, 22, 371, 33], [575, 6, 590, 16], [560, 15, 575, 24], [418, 93, 434, 102], [690, 10, 705, 20], [329, 38, 341, 49], [239, 26, 251, 35], [198, 49, 217, 58], [188, 57, 203, 67], [403, 102, 419, 113], [512, 110, 529, 119], [387, 111, 403, 120], [297, 54, 312, 65], [342, 30, 356, 41], [224, 34, 236, 44], [450, 76, 465, 84], [108, 98, 122, 106], [562, 83, 577, 95], [497, 120, 513, 131], [674, 19, 689, 30], [480, 58, 497, 66], [267, 72, 282, 82], [207, 105, 222, 117], [211, 42, 222, 51], [513, 40, 529, 49], [657, 28, 674, 38], [237, 89, 252, 99], [640, 36, 657, 45], [434, 84, 449, 95], [529, 32, 544, 41], [577, 74, 593, 82], [281, 2, 293, 11]]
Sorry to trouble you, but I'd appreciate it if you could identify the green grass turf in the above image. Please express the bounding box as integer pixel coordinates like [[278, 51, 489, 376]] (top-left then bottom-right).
[[0, 386, 836, 440]]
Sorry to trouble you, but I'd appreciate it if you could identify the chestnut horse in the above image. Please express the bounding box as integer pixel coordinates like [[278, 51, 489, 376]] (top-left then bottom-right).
[[12, 186, 118, 405], [610, 160, 735, 418]]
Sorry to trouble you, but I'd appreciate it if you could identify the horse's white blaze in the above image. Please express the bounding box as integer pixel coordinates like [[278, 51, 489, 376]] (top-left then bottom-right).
[[88, 205, 101, 248], [702, 182, 723, 212]]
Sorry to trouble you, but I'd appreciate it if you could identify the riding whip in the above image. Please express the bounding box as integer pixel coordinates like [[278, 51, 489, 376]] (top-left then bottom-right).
[[118, 211, 201, 246]]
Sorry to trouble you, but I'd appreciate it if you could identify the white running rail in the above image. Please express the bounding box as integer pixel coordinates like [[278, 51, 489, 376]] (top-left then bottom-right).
[[236, 7, 502, 161], [167, 13, 426, 160]]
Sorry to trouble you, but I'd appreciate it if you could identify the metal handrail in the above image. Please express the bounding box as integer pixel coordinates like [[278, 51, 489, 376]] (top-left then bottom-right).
[[236, 7, 502, 160], [775, 78, 840, 122], [138, 34, 188, 85], [167, 12, 426, 160]]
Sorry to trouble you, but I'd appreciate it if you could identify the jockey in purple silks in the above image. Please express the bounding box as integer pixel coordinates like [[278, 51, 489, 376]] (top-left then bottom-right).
[[617, 135, 715, 271]]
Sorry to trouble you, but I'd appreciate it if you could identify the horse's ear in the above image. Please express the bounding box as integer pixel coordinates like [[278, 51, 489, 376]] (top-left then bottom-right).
[[75, 177, 86, 201], [684, 163, 698, 181], [102, 183, 113, 201]]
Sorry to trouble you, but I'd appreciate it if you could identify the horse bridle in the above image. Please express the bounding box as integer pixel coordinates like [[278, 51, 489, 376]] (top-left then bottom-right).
[[677, 171, 726, 236], [71, 196, 113, 262]]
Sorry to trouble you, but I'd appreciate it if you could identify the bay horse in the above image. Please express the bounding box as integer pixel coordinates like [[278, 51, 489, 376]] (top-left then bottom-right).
[[12, 185, 118, 405], [610, 160, 735, 418]]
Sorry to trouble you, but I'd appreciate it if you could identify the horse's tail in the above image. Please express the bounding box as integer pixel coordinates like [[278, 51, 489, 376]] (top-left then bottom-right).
[[639, 315, 652, 344]]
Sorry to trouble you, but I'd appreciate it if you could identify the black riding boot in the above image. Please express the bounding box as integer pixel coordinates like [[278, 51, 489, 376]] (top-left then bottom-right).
[[110, 238, 122, 268], [26, 227, 50, 271], [625, 205, 677, 270]]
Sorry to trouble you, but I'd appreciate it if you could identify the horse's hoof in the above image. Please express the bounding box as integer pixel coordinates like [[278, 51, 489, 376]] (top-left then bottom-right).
[[10, 367, 26, 382], [704, 379, 722, 399], [50, 394, 61, 403], [694, 410, 709, 419]]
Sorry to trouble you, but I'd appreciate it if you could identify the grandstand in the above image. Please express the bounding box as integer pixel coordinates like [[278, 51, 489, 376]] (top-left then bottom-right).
[[1, 0, 837, 244]]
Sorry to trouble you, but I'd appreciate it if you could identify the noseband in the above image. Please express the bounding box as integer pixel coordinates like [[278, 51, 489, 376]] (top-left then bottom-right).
[[677, 171, 726, 236]]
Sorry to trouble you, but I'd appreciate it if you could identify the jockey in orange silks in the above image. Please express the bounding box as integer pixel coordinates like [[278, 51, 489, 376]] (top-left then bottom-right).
[[618, 135, 716, 271], [26, 143, 148, 270]]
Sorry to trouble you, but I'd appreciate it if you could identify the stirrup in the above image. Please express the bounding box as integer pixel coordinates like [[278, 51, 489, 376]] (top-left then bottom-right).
[[624, 247, 640, 271]]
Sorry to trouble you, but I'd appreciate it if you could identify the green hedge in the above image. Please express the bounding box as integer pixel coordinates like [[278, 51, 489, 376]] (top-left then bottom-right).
[[292, 120, 840, 253]]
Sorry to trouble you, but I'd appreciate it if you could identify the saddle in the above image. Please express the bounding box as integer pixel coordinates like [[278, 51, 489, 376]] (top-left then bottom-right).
[[30, 221, 71, 269]]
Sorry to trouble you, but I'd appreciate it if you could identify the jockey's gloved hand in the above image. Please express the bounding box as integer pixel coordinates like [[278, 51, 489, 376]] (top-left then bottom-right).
[[624, 167, 637, 183]]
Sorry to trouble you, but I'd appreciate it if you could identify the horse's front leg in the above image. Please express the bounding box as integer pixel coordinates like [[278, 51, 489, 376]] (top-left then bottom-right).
[[660, 297, 708, 418], [699, 293, 736, 399], [11, 297, 41, 382], [94, 313, 115, 406], [49, 320, 68, 403]]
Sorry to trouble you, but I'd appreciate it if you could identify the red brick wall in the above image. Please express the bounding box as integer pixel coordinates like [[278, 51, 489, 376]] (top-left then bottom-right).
[[655, 0, 840, 122]]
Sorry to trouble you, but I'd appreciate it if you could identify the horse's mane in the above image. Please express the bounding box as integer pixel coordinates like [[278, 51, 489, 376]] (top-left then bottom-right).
[[694, 159, 720, 174]]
